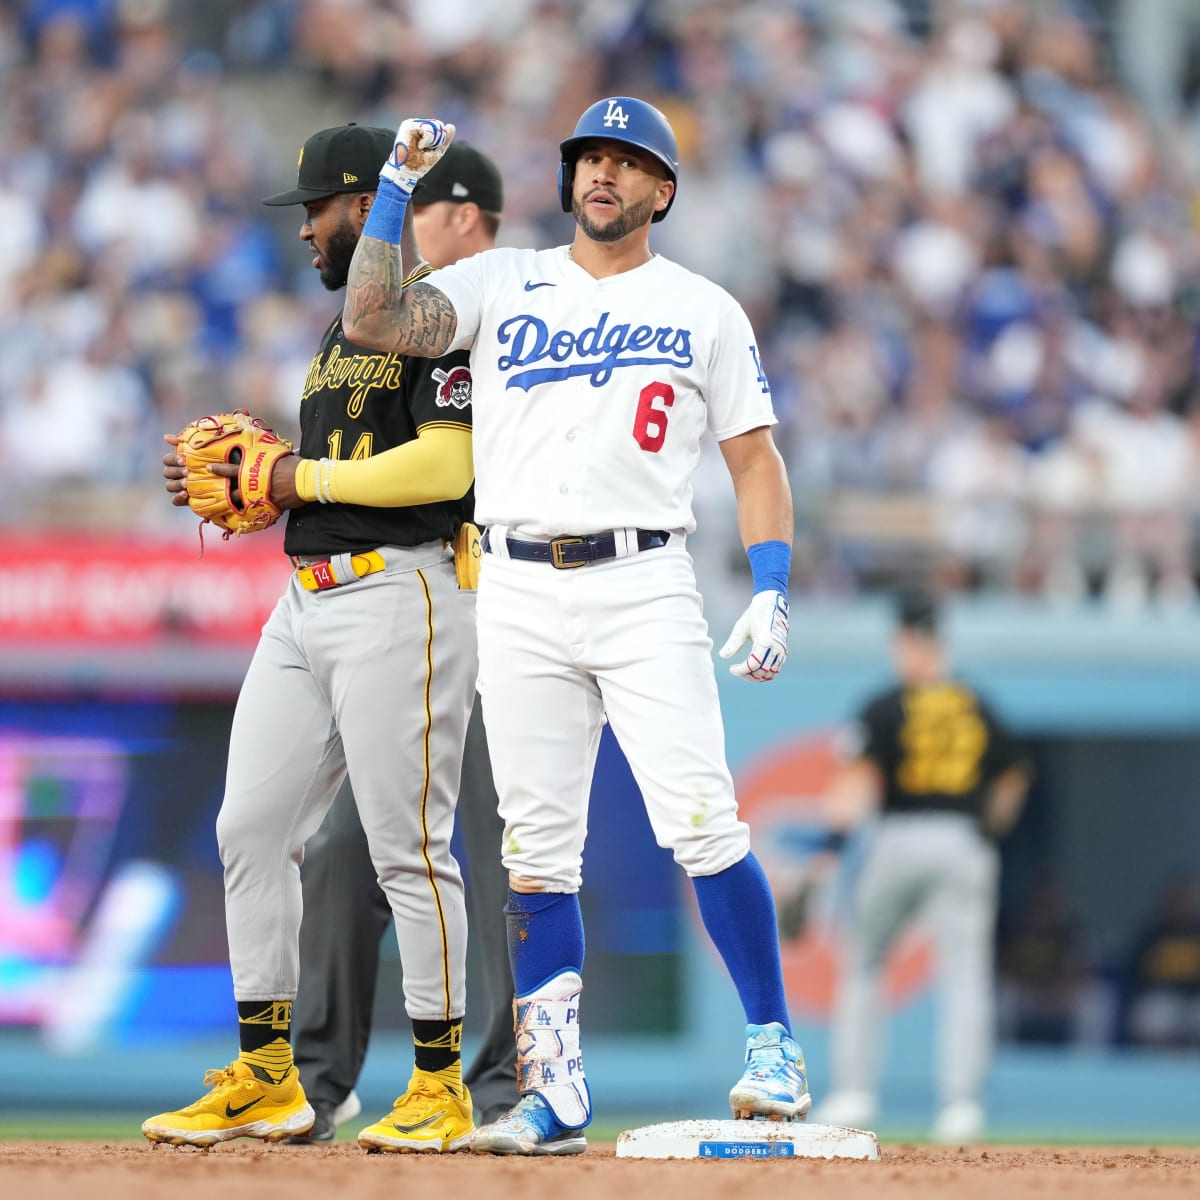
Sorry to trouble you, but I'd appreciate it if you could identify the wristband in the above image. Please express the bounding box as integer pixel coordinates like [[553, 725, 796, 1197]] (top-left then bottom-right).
[[362, 177, 410, 245], [746, 539, 791, 595], [315, 458, 337, 504], [294, 457, 338, 504]]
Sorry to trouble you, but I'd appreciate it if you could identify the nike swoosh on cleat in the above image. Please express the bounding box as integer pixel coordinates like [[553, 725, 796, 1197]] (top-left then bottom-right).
[[389, 1113, 442, 1133], [225, 1098, 264, 1118], [524, 281, 555, 291]]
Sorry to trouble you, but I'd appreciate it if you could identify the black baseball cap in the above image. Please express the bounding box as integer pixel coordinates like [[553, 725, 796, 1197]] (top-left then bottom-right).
[[895, 588, 940, 636], [262, 123, 394, 206], [413, 142, 503, 211]]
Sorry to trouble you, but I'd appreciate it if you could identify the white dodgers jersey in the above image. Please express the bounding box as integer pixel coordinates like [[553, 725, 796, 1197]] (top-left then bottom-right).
[[432, 246, 777, 536]]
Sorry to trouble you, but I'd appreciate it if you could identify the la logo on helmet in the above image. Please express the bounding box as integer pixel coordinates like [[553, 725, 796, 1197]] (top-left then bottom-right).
[[602, 100, 630, 130]]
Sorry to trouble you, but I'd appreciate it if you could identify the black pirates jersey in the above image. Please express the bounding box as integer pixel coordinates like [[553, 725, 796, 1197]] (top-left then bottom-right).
[[283, 305, 474, 558], [851, 681, 1026, 820]]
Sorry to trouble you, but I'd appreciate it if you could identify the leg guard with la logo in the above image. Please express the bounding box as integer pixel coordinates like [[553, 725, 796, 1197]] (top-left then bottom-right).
[[516, 970, 590, 1128]]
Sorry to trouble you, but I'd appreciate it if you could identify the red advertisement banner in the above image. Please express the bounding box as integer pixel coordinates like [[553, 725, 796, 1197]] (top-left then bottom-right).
[[0, 532, 293, 645]]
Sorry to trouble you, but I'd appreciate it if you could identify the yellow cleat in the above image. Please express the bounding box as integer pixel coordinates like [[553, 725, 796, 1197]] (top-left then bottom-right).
[[357, 1070, 474, 1153], [142, 1060, 315, 1148]]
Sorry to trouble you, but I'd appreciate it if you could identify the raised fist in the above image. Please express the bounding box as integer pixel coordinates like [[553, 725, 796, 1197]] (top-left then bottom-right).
[[380, 118, 456, 194]]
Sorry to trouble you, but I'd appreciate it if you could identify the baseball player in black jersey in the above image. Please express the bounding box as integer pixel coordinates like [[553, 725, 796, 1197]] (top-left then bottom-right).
[[799, 590, 1031, 1142], [284, 143, 517, 1144], [146, 125, 488, 1153]]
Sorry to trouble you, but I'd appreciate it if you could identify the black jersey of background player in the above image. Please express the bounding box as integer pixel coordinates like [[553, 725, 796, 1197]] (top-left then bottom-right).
[[283, 301, 473, 558], [853, 681, 1026, 820]]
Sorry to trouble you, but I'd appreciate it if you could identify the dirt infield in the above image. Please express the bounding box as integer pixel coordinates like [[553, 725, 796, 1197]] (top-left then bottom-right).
[[2, 1142, 1198, 1200]]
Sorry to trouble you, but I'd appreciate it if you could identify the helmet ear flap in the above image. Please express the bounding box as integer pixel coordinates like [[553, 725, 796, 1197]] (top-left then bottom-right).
[[557, 160, 573, 214]]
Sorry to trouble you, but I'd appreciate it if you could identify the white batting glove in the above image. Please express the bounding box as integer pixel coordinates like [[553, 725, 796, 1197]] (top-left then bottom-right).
[[381, 118, 456, 194], [719, 590, 789, 682]]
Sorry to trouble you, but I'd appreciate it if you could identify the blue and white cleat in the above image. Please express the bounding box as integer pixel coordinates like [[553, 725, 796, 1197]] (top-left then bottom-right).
[[728, 1021, 813, 1121], [471, 1093, 588, 1156]]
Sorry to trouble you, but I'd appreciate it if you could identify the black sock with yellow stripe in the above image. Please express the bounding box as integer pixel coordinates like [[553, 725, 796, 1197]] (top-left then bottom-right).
[[413, 1018, 463, 1095], [237, 1000, 294, 1084]]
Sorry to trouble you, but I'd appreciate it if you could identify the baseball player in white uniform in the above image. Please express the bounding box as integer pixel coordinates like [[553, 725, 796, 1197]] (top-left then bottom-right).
[[340, 98, 811, 1155]]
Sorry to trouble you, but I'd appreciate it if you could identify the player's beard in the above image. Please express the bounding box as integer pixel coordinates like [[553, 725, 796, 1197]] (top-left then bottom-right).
[[572, 191, 658, 243], [319, 220, 359, 291]]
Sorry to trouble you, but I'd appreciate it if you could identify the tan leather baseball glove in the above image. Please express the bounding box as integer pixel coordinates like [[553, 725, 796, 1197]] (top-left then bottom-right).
[[175, 410, 294, 538]]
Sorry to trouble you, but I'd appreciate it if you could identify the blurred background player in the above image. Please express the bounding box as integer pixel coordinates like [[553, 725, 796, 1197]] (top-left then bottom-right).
[[795, 588, 1031, 1142], [286, 143, 517, 1144], [1115, 871, 1200, 1050]]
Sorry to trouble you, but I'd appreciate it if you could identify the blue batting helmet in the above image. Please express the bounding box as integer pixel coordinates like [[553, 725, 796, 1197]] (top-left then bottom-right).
[[558, 96, 679, 223]]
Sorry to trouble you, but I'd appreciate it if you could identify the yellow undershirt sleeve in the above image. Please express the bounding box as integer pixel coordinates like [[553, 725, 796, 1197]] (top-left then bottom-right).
[[294, 424, 473, 507]]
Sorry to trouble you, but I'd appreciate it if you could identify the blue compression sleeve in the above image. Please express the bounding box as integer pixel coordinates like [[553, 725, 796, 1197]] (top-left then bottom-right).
[[692, 852, 791, 1031], [504, 890, 585, 996]]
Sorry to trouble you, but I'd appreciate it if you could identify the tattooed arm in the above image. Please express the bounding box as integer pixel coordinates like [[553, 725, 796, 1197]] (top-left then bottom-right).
[[342, 232, 459, 358]]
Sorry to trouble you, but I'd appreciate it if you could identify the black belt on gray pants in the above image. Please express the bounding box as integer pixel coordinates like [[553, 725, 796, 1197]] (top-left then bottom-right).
[[481, 528, 671, 569]]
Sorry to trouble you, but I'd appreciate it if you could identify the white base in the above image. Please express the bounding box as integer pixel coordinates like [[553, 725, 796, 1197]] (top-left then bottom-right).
[[616, 1119, 880, 1161]]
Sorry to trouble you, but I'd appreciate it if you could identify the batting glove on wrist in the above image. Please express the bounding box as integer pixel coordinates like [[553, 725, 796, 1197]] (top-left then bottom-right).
[[719, 590, 789, 682], [380, 118, 455, 194]]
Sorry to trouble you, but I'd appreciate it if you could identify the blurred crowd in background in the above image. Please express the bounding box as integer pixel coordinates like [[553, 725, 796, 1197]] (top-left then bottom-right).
[[3, 0, 1200, 610]]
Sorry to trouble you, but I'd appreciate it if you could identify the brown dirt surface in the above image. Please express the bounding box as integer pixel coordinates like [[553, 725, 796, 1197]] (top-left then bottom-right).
[[2, 1142, 1199, 1200]]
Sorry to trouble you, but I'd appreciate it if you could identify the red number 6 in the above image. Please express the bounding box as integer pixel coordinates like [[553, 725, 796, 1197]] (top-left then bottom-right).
[[632, 382, 675, 453]]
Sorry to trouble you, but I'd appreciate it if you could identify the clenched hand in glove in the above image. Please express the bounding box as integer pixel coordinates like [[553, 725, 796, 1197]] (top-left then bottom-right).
[[164, 410, 295, 539], [719, 590, 789, 681]]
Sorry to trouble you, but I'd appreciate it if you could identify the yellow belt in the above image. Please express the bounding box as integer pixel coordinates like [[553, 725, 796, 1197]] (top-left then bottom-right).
[[294, 550, 387, 592]]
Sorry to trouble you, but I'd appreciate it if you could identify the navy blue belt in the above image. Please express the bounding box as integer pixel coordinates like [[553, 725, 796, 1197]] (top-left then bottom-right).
[[482, 528, 671, 569]]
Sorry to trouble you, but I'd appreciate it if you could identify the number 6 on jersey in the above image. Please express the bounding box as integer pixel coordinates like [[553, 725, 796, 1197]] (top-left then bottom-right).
[[632, 382, 675, 453]]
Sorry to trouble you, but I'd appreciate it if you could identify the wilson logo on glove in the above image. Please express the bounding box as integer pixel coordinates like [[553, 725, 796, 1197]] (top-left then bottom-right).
[[174, 409, 294, 543]]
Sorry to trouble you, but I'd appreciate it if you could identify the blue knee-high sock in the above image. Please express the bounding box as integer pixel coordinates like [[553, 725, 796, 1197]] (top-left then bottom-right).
[[504, 890, 585, 996], [692, 852, 791, 1032]]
